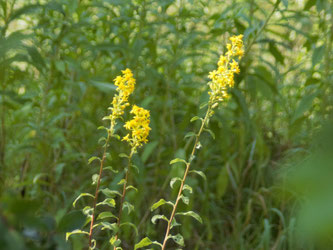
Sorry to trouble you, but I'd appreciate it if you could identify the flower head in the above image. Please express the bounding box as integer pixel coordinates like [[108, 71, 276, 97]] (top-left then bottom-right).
[[122, 105, 151, 150], [207, 34, 244, 106], [103, 68, 136, 132]]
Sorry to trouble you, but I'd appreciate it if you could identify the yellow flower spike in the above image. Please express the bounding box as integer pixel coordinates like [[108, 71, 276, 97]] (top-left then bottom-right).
[[207, 34, 244, 107], [107, 68, 136, 132], [123, 105, 151, 151]]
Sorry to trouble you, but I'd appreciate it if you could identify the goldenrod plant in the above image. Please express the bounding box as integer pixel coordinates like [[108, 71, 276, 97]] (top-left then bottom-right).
[[112, 105, 151, 249], [135, 35, 244, 250], [66, 69, 150, 249]]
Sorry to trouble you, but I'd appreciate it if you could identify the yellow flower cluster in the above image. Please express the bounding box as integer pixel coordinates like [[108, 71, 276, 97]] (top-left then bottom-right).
[[123, 105, 151, 150], [208, 34, 244, 106], [104, 69, 136, 130]]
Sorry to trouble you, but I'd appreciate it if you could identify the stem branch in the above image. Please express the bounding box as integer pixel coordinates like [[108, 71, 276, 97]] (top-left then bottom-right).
[[88, 128, 113, 248], [113, 149, 134, 250], [161, 105, 211, 250]]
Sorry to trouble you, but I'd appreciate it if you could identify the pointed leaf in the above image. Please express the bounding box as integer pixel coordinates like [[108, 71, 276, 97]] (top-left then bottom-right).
[[97, 212, 117, 220], [88, 156, 100, 164], [184, 131, 196, 139], [170, 177, 182, 189], [176, 211, 203, 223], [170, 158, 187, 165], [66, 229, 89, 241], [151, 199, 174, 211], [169, 234, 184, 247], [183, 184, 192, 194], [189, 170, 206, 181], [123, 202, 134, 214], [135, 237, 152, 250], [101, 188, 122, 197], [151, 214, 169, 224], [73, 193, 94, 208]]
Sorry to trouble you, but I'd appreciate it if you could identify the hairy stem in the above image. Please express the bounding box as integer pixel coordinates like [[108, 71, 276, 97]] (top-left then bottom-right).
[[88, 127, 113, 248], [114, 149, 134, 250], [161, 105, 211, 250]]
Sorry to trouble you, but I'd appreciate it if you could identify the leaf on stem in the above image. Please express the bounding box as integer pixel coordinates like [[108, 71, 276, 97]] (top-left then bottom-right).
[[170, 177, 182, 189], [135, 237, 162, 250], [189, 170, 207, 181], [101, 188, 122, 197], [88, 156, 101, 164], [97, 211, 117, 220], [66, 229, 89, 241], [72, 193, 94, 208], [170, 158, 187, 165], [96, 198, 116, 208], [168, 234, 185, 247], [176, 211, 203, 223], [151, 214, 169, 224], [151, 199, 174, 211]]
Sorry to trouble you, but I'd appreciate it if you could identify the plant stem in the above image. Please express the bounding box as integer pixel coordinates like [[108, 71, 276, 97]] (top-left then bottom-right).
[[114, 149, 134, 250], [244, 0, 281, 57], [88, 129, 112, 248], [161, 105, 211, 250]]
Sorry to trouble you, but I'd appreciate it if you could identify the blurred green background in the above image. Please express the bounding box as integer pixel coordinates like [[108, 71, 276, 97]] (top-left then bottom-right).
[[0, 0, 332, 249]]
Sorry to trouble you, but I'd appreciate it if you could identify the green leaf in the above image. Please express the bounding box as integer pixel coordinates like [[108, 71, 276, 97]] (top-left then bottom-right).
[[151, 214, 169, 224], [170, 158, 187, 165], [8, 4, 41, 24], [100, 222, 118, 232], [170, 177, 182, 189], [269, 42, 284, 64], [169, 234, 184, 247], [135, 237, 152, 250], [312, 45, 325, 66], [304, 0, 316, 10], [88, 156, 100, 164], [183, 184, 192, 194], [200, 102, 208, 109], [118, 179, 126, 185], [126, 185, 138, 192], [123, 202, 134, 214], [109, 236, 121, 247], [135, 237, 163, 250], [189, 170, 207, 181], [151, 199, 174, 211], [291, 92, 317, 123], [92, 174, 99, 185], [176, 211, 203, 223], [180, 195, 189, 205], [26, 46, 46, 71], [97, 212, 117, 220], [216, 167, 229, 199], [101, 188, 122, 197], [203, 128, 215, 139], [96, 198, 116, 208], [190, 116, 201, 122], [73, 193, 94, 208], [66, 229, 89, 241], [82, 206, 93, 216], [104, 166, 118, 173], [184, 131, 196, 139], [170, 218, 181, 229], [119, 153, 129, 158]]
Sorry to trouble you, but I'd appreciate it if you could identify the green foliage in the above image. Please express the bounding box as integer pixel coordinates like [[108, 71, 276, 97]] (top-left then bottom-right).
[[0, 0, 332, 249]]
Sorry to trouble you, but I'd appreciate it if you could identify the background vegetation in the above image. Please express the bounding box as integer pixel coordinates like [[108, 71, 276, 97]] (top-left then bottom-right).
[[0, 0, 332, 249]]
